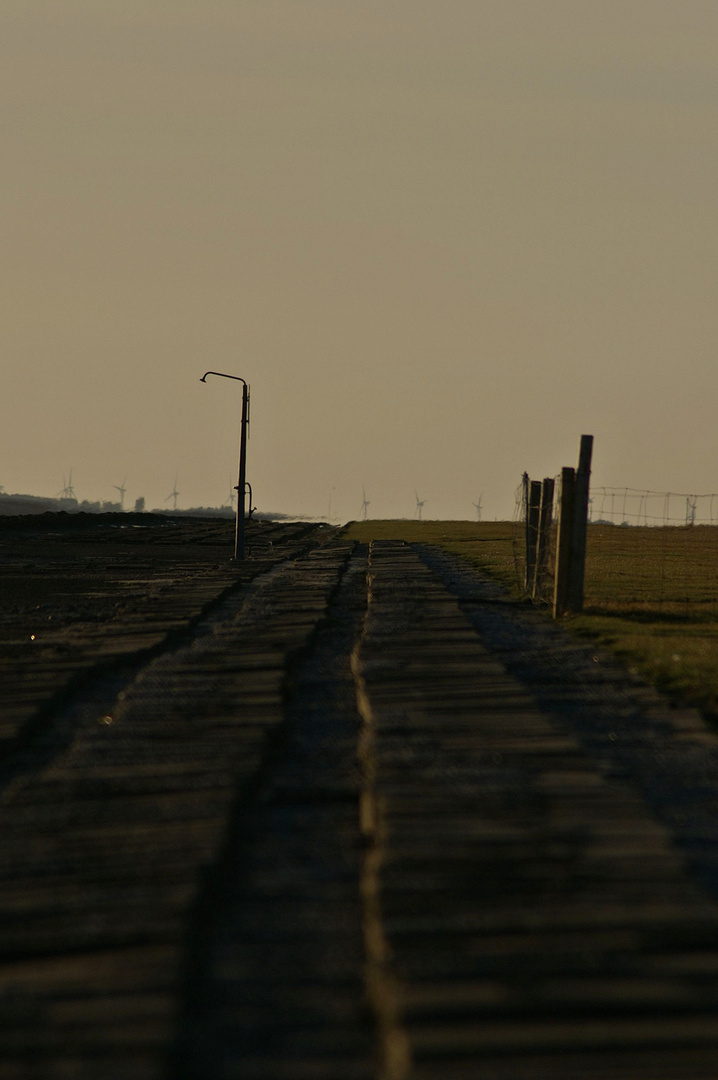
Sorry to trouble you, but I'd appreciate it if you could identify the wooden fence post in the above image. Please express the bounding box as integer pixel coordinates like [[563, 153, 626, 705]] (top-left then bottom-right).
[[525, 479, 541, 593], [553, 467, 575, 617], [533, 476, 555, 600], [521, 472, 529, 585], [568, 434, 593, 613]]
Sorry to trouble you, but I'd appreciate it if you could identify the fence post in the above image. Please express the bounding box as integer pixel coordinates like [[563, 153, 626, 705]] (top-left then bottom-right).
[[553, 467, 575, 617], [525, 479, 541, 593], [523, 473, 530, 588], [533, 476, 555, 600], [568, 434, 593, 613]]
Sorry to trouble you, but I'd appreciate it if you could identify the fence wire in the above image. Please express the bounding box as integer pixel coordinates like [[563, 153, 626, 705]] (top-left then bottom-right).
[[591, 488, 718, 528], [511, 474, 560, 605], [513, 480, 718, 617]]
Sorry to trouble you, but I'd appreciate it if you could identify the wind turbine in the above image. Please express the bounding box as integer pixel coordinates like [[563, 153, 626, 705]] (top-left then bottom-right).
[[361, 486, 370, 521], [58, 470, 75, 499], [223, 478, 236, 510], [472, 494, 483, 522], [415, 490, 426, 521], [686, 496, 697, 526], [165, 477, 180, 511], [113, 476, 127, 510]]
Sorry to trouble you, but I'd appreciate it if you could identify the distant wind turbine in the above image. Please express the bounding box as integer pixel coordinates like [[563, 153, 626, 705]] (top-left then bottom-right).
[[223, 478, 236, 510], [415, 490, 426, 521], [361, 486, 370, 521], [113, 476, 127, 510], [686, 496, 697, 526], [165, 477, 180, 511], [472, 494, 483, 522], [58, 470, 75, 499]]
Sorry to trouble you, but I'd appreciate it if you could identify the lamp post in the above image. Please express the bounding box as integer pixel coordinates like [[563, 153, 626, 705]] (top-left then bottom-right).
[[200, 371, 249, 560]]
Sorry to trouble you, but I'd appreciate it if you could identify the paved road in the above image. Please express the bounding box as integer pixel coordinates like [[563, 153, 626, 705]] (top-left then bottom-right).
[[3, 519, 718, 1078]]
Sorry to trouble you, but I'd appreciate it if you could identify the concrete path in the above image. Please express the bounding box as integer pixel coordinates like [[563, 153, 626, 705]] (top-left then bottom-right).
[[355, 542, 718, 1080], [3, 523, 718, 1078]]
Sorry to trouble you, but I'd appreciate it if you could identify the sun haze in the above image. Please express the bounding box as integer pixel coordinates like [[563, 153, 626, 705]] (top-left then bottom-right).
[[2, 1, 717, 520]]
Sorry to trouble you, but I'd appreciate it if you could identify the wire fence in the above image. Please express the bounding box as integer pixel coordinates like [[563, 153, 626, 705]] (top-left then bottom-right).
[[591, 488, 718, 528], [511, 480, 718, 617], [511, 475, 560, 606]]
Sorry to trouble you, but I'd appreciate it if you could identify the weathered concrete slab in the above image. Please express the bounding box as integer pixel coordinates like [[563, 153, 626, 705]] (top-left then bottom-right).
[[355, 541, 718, 1079], [4, 525, 718, 1077], [0, 519, 347, 1078]]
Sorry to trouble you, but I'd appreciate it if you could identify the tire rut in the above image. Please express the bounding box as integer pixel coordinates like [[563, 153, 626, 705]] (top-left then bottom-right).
[[171, 541, 374, 1080]]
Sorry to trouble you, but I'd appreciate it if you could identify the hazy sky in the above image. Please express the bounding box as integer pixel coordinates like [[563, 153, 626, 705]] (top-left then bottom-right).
[[2, 1, 717, 520]]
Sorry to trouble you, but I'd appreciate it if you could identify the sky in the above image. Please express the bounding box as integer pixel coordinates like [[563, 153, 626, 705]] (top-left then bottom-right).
[[2, 0, 717, 521]]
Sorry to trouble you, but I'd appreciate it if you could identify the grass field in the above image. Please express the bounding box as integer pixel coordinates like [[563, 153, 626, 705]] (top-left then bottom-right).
[[345, 519, 718, 720]]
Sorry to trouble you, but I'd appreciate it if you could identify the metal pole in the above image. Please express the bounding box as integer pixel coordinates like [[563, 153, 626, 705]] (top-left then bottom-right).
[[235, 381, 248, 560], [200, 370, 249, 561]]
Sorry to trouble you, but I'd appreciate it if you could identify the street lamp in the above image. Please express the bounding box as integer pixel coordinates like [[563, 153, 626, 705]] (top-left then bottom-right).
[[200, 370, 250, 560]]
